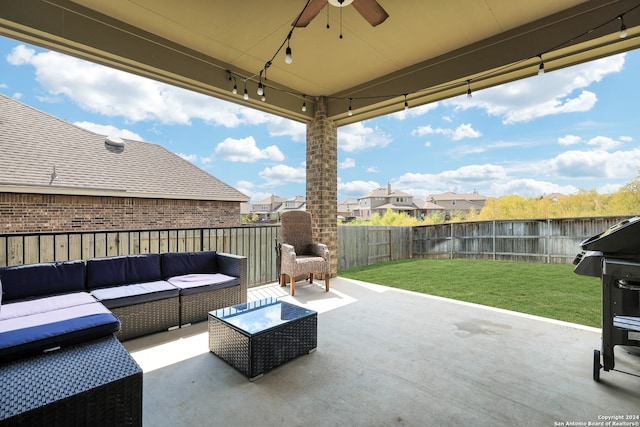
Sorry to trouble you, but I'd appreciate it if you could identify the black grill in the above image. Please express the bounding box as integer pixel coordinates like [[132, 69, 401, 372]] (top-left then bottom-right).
[[573, 217, 640, 382]]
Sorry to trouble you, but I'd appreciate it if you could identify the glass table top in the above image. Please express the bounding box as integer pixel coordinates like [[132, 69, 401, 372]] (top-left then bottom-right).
[[209, 297, 316, 335]]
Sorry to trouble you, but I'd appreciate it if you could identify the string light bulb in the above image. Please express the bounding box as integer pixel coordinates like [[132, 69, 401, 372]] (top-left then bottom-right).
[[261, 89, 266, 102], [302, 95, 307, 112], [348, 98, 353, 116], [285, 32, 293, 64], [257, 82, 264, 96], [243, 81, 249, 100], [466, 80, 472, 99], [619, 15, 628, 39], [228, 72, 238, 94], [538, 55, 545, 75], [285, 47, 293, 64], [403, 94, 409, 111]]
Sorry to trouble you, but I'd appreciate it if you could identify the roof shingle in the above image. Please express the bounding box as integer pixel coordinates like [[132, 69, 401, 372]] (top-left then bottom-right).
[[0, 94, 249, 202]]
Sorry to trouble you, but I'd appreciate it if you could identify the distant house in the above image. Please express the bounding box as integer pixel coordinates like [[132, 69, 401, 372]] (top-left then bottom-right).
[[414, 199, 445, 219], [337, 198, 358, 221], [426, 191, 487, 215], [248, 195, 305, 221], [0, 94, 249, 233], [356, 183, 420, 220]]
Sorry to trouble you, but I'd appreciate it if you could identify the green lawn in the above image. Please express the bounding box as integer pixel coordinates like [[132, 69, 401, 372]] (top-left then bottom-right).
[[339, 258, 602, 328]]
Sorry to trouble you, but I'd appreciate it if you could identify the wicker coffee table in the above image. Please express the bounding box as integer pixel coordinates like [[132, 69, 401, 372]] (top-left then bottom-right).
[[208, 297, 317, 380]]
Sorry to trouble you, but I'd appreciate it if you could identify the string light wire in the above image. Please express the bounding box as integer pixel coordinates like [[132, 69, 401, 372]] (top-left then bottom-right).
[[226, 3, 640, 117]]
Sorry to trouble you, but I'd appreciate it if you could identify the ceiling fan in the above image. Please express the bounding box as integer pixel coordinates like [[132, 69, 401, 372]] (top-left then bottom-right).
[[294, 0, 389, 28]]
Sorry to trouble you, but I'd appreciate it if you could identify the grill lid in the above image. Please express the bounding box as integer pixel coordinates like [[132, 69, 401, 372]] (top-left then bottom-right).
[[580, 217, 640, 255]]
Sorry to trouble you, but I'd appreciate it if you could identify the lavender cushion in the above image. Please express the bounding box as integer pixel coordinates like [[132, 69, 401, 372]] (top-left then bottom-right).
[[167, 273, 239, 296], [0, 261, 86, 302], [91, 280, 179, 309], [0, 302, 120, 362], [0, 292, 97, 321]]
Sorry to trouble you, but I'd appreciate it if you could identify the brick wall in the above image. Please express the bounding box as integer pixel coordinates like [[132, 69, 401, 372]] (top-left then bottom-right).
[[0, 192, 241, 233], [306, 96, 338, 276]]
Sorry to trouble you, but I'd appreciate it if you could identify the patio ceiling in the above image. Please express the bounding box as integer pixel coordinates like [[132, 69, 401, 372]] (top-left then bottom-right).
[[1, 1, 640, 126]]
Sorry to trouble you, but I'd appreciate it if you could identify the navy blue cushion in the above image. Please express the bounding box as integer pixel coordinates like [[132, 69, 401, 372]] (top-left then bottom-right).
[[161, 251, 218, 278], [0, 261, 86, 302], [87, 254, 161, 290], [0, 313, 120, 362]]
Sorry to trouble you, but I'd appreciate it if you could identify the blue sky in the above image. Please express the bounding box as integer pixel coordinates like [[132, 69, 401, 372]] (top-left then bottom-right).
[[1, 35, 639, 204]]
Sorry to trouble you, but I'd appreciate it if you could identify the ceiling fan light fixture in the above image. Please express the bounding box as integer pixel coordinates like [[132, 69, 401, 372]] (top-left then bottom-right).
[[328, 0, 354, 7]]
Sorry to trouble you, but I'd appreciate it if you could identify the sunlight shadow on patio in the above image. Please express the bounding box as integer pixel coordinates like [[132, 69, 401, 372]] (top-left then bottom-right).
[[124, 277, 640, 426], [126, 280, 358, 372]]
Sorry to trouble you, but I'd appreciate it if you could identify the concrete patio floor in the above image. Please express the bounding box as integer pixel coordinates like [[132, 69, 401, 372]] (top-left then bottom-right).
[[123, 277, 640, 427]]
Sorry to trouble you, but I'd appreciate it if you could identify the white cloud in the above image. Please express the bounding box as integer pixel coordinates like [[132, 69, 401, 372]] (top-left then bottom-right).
[[214, 136, 284, 163], [366, 166, 379, 173], [558, 135, 582, 146], [338, 122, 392, 152], [73, 121, 144, 141], [339, 157, 356, 169], [488, 179, 578, 198], [6, 44, 302, 135], [411, 123, 481, 140], [451, 124, 482, 140], [13, 92, 22, 99], [586, 136, 622, 151], [338, 180, 380, 197], [390, 102, 439, 120], [258, 164, 306, 186], [391, 164, 508, 199], [266, 117, 306, 142], [445, 54, 625, 124], [549, 148, 640, 179], [177, 153, 198, 162]]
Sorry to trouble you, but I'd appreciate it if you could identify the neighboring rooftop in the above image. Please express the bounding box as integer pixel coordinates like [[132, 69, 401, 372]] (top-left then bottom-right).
[[0, 94, 248, 202]]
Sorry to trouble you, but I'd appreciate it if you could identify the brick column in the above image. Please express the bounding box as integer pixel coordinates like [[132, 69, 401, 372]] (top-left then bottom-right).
[[306, 96, 338, 276]]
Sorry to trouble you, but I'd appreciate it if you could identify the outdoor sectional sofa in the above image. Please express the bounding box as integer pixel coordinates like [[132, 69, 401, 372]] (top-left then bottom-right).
[[0, 250, 247, 424], [0, 250, 248, 360]]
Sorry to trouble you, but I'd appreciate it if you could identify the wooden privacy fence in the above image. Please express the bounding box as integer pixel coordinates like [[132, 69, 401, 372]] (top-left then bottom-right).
[[411, 216, 631, 263], [0, 216, 633, 285], [337, 225, 411, 269]]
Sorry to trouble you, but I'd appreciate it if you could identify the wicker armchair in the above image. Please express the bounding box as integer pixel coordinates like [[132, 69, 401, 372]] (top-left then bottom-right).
[[279, 211, 330, 296]]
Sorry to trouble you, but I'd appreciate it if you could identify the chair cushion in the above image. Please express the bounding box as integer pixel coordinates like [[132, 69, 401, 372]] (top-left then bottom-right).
[[0, 292, 97, 321], [86, 254, 162, 290], [0, 302, 120, 362], [91, 280, 179, 309], [0, 261, 86, 302], [161, 251, 218, 278], [167, 273, 239, 296]]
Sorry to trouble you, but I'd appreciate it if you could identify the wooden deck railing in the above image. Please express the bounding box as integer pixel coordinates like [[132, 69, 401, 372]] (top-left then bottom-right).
[[0, 225, 280, 287]]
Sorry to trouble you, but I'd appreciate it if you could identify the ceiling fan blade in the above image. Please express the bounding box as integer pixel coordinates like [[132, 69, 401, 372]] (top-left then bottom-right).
[[293, 0, 329, 27], [352, 0, 389, 26]]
